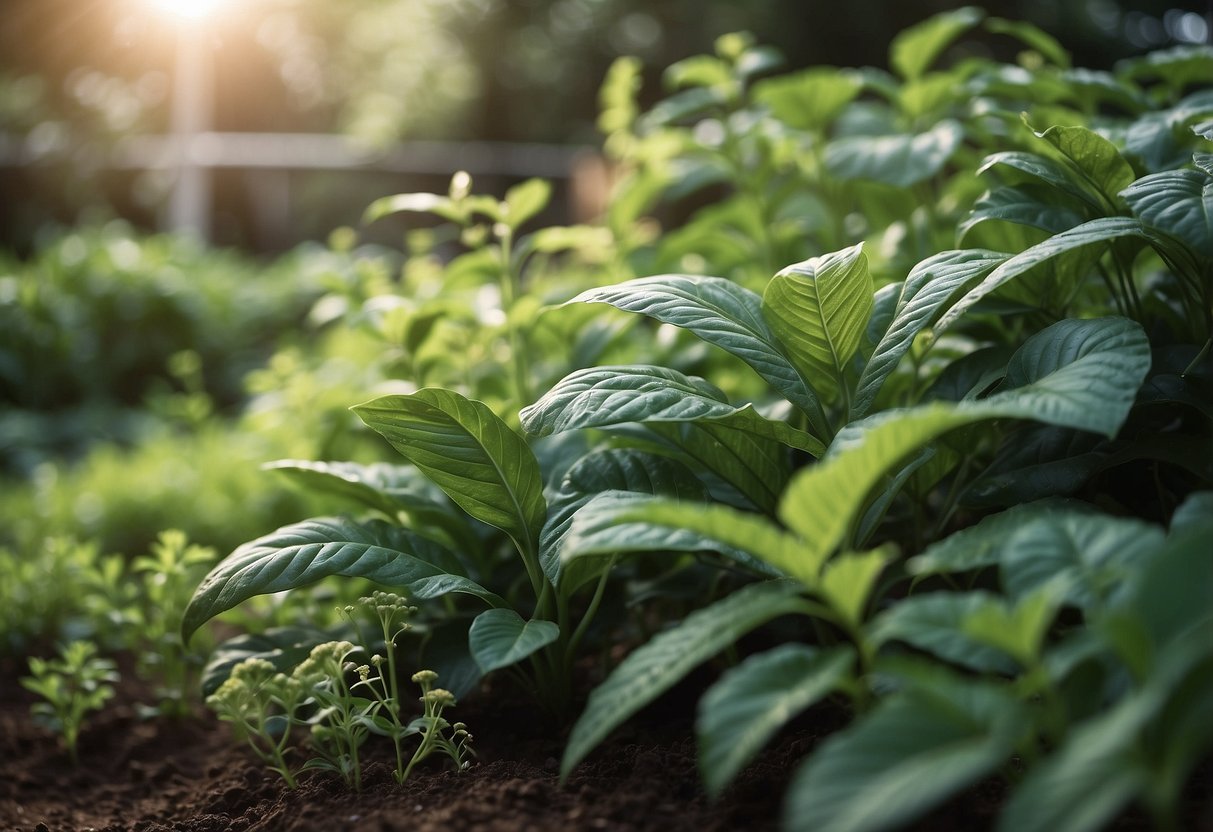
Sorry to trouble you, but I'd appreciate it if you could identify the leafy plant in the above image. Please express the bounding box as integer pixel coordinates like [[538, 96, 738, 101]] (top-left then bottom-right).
[[207, 592, 473, 791], [21, 640, 119, 764]]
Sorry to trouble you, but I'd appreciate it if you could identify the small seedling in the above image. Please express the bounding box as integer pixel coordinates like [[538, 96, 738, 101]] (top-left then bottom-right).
[[21, 640, 118, 764], [206, 657, 305, 788]]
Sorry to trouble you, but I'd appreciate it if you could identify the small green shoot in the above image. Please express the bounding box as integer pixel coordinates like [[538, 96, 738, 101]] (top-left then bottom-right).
[[21, 640, 118, 764]]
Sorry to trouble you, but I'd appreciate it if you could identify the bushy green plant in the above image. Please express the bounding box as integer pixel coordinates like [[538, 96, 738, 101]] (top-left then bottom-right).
[[179, 8, 1211, 828]]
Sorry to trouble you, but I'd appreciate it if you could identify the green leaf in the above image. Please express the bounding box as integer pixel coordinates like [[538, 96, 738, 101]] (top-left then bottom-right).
[[560, 491, 781, 580], [985, 17, 1070, 68], [907, 500, 1092, 577], [520, 365, 732, 434], [932, 218, 1154, 336], [503, 179, 552, 230], [753, 67, 864, 132], [647, 419, 791, 513], [785, 678, 1023, 832], [182, 518, 503, 641], [697, 645, 854, 797], [959, 186, 1088, 242], [997, 512, 1163, 608], [853, 249, 1008, 418], [990, 316, 1152, 438], [818, 549, 892, 630], [362, 192, 455, 225], [567, 275, 826, 431], [468, 609, 560, 673], [890, 6, 985, 80], [961, 580, 1068, 668], [540, 449, 709, 589], [977, 151, 1103, 210], [763, 244, 873, 402], [783, 317, 1150, 569], [1121, 167, 1213, 259], [352, 389, 546, 560], [825, 120, 964, 188], [561, 579, 809, 780], [869, 592, 1018, 674], [1030, 122, 1137, 203]]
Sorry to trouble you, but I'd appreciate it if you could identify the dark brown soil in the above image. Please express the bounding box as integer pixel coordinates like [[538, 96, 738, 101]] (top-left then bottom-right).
[[2, 655, 1206, 832], [0, 655, 824, 832]]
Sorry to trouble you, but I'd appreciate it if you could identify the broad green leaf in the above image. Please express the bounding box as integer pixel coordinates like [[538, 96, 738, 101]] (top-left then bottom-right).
[[991, 316, 1152, 438], [1117, 44, 1213, 90], [540, 449, 709, 588], [560, 491, 781, 580], [520, 365, 733, 434], [1030, 122, 1137, 203], [468, 609, 560, 673], [182, 518, 504, 641], [958, 186, 1088, 242], [825, 120, 964, 188], [503, 178, 551, 230], [566, 276, 826, 431], [785, 680, 1023, 832], [561, 580, 810, 780], [763, 244, 872, 402], [907, 500, 1092, 576], [997, 512, 1163, 608], [753, 67, 864, 132], [978, 151, 1102, 210], [262, 460, 475, 550], [868, 592, 1018, 673], [783, 318, 1149, 568], [932, 217, 1154, 336], [353, 389, 546, 560], [890, 6, 984, 80], [697, 645, 854, 797], [263, 459, 410, 517], [853, 249, 1008, 418], [648, 419, 791, 513], [1121, 167, 1213, 258], [818, 549, 892, 630]]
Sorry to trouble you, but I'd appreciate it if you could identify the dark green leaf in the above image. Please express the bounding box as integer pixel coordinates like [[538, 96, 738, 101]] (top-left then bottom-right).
[[468, 609, 560, 673]]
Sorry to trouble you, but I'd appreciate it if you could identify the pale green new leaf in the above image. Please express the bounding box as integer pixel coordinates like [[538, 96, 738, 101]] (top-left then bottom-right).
[[890, 6, 984, 80], [566, 276, 825, 430], [352, 389, 546, 559], [825, 121, 964, 188], [561, 580, 810, 780], [932, 217, 1153, 336], [697, 645, 854, 797], [468, 609, 560, 673], [753, 67, 864, 132], [1121, 167, 1213, 259], [818, 549, 892, 630], [853, 249, 1008, 418], [763, 244, 873, 401], [785, 680, 1023, 832], [182, 518, 504, 641], [362, 192, 454, 224], [503, 178, 552, 230]]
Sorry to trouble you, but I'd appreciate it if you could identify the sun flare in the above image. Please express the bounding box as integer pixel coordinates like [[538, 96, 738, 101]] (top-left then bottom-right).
[[149, 0, 229, 20]]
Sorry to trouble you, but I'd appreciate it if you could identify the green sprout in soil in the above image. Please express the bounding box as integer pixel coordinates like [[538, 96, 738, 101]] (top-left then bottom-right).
[[21, 640, 118, 764]]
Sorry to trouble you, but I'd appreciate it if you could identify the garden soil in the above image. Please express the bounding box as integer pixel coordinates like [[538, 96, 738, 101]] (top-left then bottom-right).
[[0, 654, 1188, 832]]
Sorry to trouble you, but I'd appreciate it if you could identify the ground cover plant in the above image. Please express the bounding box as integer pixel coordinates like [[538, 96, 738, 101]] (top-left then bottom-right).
[[3, 6, 1211, 831]]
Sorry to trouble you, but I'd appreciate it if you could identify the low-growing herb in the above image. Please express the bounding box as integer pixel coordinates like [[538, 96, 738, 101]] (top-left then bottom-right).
[[21, 640, 118, 764]]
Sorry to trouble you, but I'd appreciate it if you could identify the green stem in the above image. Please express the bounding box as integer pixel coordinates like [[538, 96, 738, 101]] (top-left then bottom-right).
[[565, 557, 616, 664]]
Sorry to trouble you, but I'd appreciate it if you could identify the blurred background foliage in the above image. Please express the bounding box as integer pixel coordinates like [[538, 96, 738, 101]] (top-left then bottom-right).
[[1, 0, 1208, 252]]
